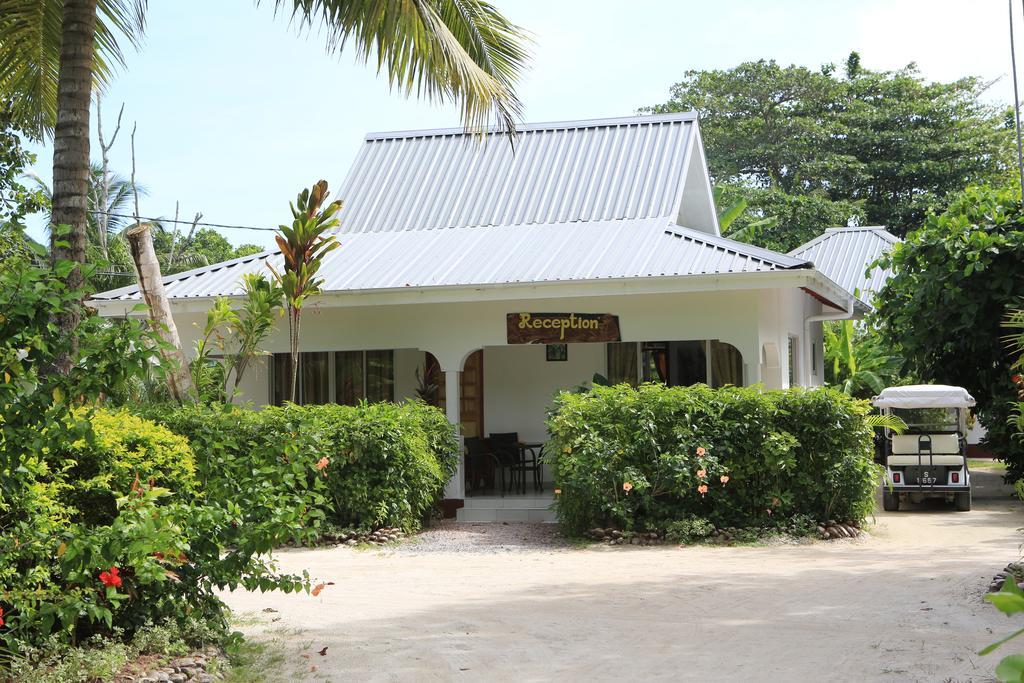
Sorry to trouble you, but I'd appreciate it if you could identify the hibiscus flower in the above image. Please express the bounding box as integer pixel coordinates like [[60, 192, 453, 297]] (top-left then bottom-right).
[[99, 566, 122, 588]]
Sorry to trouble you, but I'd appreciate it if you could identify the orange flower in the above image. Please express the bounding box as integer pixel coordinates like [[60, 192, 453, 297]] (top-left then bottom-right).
[[554, 488, 562, 495], [696, 447, 706, 456], [622, 482, 633, 492], [316, 457, 329, 471], [720, 475, 729, 485], [312, 582, 325, 597], [697, 484, 708, 495], [696, 469, 707, 479]]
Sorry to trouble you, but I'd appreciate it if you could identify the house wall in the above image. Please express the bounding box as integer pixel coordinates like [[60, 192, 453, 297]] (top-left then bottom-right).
[[130, 284, 820, 500]]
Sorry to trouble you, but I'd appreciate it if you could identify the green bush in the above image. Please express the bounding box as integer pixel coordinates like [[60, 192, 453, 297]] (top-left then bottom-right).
[[546, 383, 878, 534], [665, 516, 716, 544], [55, 408, 198, 524], [143, 400, 459, 532]]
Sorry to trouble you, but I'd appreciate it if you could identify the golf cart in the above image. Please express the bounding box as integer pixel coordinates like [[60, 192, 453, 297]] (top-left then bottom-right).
[[872, 384, 976, 512]]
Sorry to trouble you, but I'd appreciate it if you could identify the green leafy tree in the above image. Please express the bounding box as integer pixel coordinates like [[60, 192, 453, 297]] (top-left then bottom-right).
[[875, 185, 1024, 477], [188, 273, 284, 402], [269, 180, 341, 403], [644, 54, 1014, 250], [823, 319, 903, 399]]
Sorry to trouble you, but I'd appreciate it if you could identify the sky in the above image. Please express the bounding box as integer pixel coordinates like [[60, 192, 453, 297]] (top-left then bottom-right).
[[21, 0, 1023, 250]]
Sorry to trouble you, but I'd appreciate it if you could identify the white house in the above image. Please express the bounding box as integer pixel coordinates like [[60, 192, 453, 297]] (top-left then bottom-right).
[[90, 112, 868, 519]]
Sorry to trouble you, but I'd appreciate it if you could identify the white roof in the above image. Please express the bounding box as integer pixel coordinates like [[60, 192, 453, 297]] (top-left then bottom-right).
[[788, 226, 900, 304], [335, 112, 708, 234], [89, 221, 814, 302], [94, 113, 862, 306], [872, 385, 976, 409]]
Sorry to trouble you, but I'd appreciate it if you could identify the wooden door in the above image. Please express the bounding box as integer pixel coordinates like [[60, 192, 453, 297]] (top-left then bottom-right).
[[459, 350, 484, 438]]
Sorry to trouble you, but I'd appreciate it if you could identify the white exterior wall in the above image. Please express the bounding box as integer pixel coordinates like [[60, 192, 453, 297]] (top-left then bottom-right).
[[119, 282, 834, 500]]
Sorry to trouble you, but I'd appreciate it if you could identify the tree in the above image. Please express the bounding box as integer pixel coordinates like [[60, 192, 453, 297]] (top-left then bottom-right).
[[823, 318, 903, 399], [0, 102, 46, 266], [644, 54, 1015, 250], [269, 180, 340, 404], [874, 185, 1024, 478], [1, 0, 528, 377]]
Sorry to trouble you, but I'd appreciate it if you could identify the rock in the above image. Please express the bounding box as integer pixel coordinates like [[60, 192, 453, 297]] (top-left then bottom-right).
[[610, 530, 623, 538], [195, 675, 215, 683], [138, 678, 156, 683], [170, 675, 188, 683], [345, 539, 358, 546], [154, 673, 170, 682]]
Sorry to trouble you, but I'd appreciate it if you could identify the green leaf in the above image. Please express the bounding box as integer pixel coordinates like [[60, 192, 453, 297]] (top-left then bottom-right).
[[995, 654, 1024, 683]]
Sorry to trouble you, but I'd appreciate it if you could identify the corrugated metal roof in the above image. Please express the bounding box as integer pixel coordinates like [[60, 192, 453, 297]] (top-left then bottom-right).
[[788, 226, 900, 302], [334, 112, 697, 233], [90, 221, 810, 302]]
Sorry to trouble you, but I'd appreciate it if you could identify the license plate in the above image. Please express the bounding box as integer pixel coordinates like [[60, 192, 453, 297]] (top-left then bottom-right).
[[918, 476, 938, 485]]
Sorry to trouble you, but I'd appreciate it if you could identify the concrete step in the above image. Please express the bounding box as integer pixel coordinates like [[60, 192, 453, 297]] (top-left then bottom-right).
[[456, 504, 557, 523]]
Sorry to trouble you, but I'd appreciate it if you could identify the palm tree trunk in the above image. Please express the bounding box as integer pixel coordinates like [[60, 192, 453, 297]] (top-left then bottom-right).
[[126, 223, 195, 403], [50, 0, 96, 371]]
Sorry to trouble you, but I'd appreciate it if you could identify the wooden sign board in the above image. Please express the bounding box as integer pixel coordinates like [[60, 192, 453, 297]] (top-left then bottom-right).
[[506, 313, 621, 344]]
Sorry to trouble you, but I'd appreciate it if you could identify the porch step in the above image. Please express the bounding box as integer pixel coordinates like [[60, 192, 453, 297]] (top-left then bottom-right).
[[456, 495, 557, 523]]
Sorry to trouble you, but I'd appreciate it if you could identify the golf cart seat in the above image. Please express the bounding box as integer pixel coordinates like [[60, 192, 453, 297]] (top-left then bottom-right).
[[887, 454, 964, 466], [891, 434, 960, 455]]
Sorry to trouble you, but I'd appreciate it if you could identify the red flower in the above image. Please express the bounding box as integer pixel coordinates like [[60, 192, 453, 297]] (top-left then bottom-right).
[[99, 566, 122, 588], [0, 606, 5, 628], [1013, 375, 1022, 384]]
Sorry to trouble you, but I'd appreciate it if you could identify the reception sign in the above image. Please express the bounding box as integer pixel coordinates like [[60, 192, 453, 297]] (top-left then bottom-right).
[[506, 313, 621, 344]]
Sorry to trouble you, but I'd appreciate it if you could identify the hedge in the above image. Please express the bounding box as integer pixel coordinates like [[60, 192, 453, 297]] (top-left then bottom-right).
[[55, 408, 198, 524], [546, 383, 879, 534], [140, 400, 459, 532]]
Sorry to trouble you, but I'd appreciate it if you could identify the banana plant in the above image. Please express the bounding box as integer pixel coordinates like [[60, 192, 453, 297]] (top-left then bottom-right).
[[713, 186, 779, 244], [268, 180, 342, 403], [823, 317, 902, 399]]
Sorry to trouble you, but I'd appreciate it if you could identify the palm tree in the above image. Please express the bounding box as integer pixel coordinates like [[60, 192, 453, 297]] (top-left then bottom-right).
[[29, 163, 145, 289], [0, 0, 147, 361], [1, 0, 528, 375]]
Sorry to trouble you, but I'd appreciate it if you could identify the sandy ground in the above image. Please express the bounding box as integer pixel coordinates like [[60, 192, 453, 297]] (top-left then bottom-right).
[[223, 470, 1024, 682]]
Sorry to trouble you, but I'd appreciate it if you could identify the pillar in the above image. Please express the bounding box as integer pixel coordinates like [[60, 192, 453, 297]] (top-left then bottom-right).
[[442, 369, 464, 500]]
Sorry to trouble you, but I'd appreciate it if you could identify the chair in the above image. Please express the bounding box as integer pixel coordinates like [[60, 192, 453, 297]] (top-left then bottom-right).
[[464, 437, 502, 496], [490, 432, 543, 494]]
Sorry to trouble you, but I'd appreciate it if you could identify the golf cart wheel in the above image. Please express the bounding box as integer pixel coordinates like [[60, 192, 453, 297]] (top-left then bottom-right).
[[955, 490, 972, 512], [882, 489, 899, 512]]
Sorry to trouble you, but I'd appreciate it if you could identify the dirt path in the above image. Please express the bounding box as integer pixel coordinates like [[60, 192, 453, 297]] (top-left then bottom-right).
[[223, 471, 1023, 682]]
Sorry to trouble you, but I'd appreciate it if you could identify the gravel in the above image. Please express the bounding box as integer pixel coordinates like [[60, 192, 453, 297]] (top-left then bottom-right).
[[390, 520, 571, 554]]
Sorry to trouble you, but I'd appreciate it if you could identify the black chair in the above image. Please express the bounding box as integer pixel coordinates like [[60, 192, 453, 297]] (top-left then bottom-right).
[[490, 432, 543, 494], [464, 437, 502, 496]]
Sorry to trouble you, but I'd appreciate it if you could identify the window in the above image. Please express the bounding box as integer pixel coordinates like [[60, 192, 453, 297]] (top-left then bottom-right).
[[365, 350, 394, 403], [273, 350, 394, 406], [609, 340, 743, 388], [710, 340, 743, 387], [335, 351, 364, 405], [787, 336, 798, 387], [272, 352, 330, 405], [606, 342, 639, 385], [336, 350, 394, 405]]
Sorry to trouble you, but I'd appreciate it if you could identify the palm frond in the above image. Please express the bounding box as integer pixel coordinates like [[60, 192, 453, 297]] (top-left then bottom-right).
[[0, 0, 147, 138], [273, 0, 530, 135]]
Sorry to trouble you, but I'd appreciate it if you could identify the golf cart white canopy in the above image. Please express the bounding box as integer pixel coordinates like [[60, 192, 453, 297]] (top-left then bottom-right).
[[871, 385, 976, 409]]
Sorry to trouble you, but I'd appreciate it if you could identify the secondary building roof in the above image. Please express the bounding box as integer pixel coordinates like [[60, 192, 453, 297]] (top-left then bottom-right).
[[788, 226, 900, 303]]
